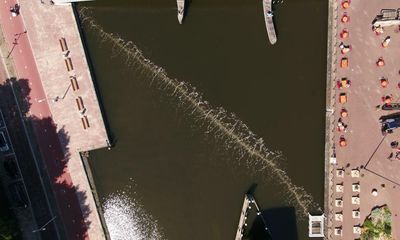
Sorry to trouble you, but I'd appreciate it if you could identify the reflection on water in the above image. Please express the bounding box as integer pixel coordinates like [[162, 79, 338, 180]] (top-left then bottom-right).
[[104, 189, 164, 240]]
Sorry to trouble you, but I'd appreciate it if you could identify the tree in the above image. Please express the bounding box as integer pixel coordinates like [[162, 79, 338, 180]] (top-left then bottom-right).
[[0, 215, 18, 240]]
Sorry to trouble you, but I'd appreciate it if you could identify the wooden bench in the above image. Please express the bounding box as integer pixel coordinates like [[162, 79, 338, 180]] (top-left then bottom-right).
[[59, 38, 68, 52], [75, 97, 84, 111], [70, 76, 79, 91], [81, 116, 90, 129], [65, 58, 73, 71]]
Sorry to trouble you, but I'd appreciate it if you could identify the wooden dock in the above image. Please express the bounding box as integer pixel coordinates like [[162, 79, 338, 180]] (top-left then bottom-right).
[[263, 0, 277, 45], [177, 0, 185, 24], [235, 194, 252, 240], [234, 194, 271, 240]]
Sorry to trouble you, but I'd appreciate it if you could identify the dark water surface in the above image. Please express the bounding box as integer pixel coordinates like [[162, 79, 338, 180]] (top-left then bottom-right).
[[79, 0, 327, 239]]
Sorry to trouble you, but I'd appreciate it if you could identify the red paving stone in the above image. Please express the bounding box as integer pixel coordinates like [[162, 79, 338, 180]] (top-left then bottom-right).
[[0, 1, 108, 239], [327, 0, 400, 239]]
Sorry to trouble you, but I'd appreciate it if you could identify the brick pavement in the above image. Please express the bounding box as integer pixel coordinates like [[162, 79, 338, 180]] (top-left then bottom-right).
[[0, 0, 109, 239], [327, 0, 400, 239]]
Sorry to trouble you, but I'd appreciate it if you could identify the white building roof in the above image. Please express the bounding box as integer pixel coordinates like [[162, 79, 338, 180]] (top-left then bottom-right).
[[308, 213, 325, 237]]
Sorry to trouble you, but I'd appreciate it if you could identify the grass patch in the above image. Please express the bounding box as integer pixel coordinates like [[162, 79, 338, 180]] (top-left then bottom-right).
[[361, 205, 392, 240]]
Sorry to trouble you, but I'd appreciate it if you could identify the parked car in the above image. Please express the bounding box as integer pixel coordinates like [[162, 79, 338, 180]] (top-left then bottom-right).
[[0, 131, 9, 152], [381, 117, 400, 134]]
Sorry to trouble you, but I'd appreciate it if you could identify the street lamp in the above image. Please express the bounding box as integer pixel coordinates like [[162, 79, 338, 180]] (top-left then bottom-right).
[[32, 216, 56, 233], [37, 82, 72, 103], [6, 30, 27, 59]]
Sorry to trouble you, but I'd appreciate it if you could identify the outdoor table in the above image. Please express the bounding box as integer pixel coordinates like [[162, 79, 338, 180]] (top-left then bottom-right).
[[352, 183, 360, 192], [351, 169, 360, 177], [335, 198, 343, 207], [340, 58, 348, 68], [351, 196, 360, 205], [335, 213, 343, 221], [339, 94, 347, 103], [352, 210, 360, 219], [334, 227, 343, 236]]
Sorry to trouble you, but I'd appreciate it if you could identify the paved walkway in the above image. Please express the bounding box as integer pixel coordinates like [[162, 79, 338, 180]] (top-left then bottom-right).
[[327, 0, 400, 239], [0, 0, 109, 239]]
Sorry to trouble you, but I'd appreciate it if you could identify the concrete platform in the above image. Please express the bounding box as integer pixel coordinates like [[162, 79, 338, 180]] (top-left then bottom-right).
[[20, 1, 109, 239], [326, 0, 400, 239]]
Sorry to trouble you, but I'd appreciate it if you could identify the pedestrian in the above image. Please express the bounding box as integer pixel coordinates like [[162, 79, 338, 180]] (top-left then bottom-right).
[[395, 151, 400, 160], [14, 4, 20, 14], [9, 6, 17, 17]]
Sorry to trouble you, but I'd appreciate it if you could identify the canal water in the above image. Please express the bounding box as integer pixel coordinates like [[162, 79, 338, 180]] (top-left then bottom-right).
[[78, 0, 327, 239]]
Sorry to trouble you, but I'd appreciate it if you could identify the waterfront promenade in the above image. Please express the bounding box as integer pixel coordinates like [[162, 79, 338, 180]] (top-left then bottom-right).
[[326, 0, 400, 239], [0, 0, 109, 239]]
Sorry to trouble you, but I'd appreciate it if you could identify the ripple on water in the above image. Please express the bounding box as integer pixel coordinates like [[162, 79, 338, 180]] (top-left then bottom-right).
[[104, 193, 164, 240]]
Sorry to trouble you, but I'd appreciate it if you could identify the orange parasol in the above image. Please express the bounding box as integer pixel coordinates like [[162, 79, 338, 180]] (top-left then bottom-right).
[[376, 57, 385, 67], [339, 138, 347, 147], [342, 1, 350, 9], [341, 14, 349, 23], [340, 29, 349, 39], [380, 78, 388, 87], [341, 109, 348, 118]]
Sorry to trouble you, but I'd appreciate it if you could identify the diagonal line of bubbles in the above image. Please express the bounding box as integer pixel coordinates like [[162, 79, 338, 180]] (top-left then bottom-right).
[[78, 7, 320, 219]]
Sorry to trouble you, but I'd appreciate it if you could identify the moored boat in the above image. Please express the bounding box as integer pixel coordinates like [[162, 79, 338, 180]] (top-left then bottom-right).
[[263, 0, 277, 44], [177, 0, 185, 24]]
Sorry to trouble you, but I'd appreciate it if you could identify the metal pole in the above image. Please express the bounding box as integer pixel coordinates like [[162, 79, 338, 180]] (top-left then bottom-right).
[[6, 31, 26, 58], [32, 216, 57, 233]]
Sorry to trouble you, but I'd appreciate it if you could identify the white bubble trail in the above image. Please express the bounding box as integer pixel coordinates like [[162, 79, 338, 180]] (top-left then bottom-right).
[[79, 7, 320, 217]]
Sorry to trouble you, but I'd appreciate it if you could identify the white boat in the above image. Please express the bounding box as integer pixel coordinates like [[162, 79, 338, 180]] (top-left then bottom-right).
[[177, 0, 185, 24], [263, 0, 277, 44]]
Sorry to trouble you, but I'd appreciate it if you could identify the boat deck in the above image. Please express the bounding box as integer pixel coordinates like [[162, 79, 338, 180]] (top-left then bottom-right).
[[263, 0, 277, 44]]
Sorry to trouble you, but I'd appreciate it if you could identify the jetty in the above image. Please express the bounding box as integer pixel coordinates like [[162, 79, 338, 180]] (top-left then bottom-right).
[[177, 0, 185, 24], [262, 0, 277, 45], [234, 194, 270, 240]]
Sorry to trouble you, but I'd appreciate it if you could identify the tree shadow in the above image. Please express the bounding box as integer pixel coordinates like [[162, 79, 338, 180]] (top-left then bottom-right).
[[247, 207, 298, 240], [0, 78, 92, 239]]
